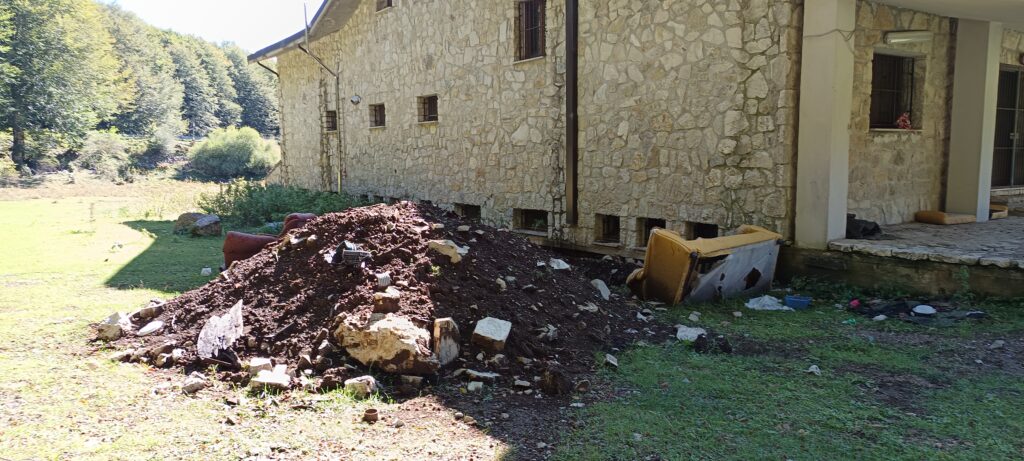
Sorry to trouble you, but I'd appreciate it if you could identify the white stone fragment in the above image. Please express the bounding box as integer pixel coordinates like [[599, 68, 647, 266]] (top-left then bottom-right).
[[433, 317, 460, 367], [591, 279, 611, 300], [467, 381, 484, 392], [137, 320, 164, 337], [344, 375, 378, 398], [548, 259, 571, 270], [471, 317, 512, 352], [674, 325, 707, 342], [427, 239, 469, 263], [248, 357, 273, 374]]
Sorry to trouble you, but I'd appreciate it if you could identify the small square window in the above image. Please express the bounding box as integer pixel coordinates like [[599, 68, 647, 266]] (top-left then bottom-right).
[[376, 0, 393, 11], [516, 0, 546, 61], [636, 218, 666, 247], [514, 208, 548, 233], [455, 203, 481, 221], [870, 53, 922, 129], [687, 222, 719, 240], [595, 214, 621, 244], [418, 95, 439, 123], [325, 110, 338, 132], [369, 104, 386, 128]]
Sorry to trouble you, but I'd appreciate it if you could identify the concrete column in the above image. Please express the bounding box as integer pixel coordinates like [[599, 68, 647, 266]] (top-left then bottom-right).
[[794, 0, 856, 249], [946, 20, 1003, 222]]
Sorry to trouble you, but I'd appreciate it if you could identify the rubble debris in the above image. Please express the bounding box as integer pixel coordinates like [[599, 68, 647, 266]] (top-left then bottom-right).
[[375, 272, 392, 288], [197, 300, 244, 363], [427, 239, 468, 263], [248, 357, 273, 374], [251, 369, 291, 390], [372, 287, 403, 313], [457, 225, 471, 232], [548, 259, 571, 271], [745, 295, 793, 311], [201, 267, 213, 276], [137, 320, 164, 337], [688, 312, 701, 323], [805, 365, 822, 376], [472, 317, 512, 352], [466, 369, 500, 382], [97, 312, 131, 341], [674, 325, 707, 342], [873, 314, 888, 322], [182, 372, 208, 394], [495, 278, 507, 291], [578, 302, 599, 313], [591, 279, 611, 300], [136, 299, 165, 320], [604, 353, 619, 368], [989, 340, 1006, 350], [335, 314, 439, 374], [466, 381, 484, 392], [912, 305, 937, 316], [432, 318, 460, 367]]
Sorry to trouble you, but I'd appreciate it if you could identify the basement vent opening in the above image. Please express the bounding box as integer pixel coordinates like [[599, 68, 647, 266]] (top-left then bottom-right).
[[636, 217, 666, 247], [324, 110, 338, 132], [418, 95, 439, 123], [369, 104, 386, 128], [514, 208, 548, 233], [688, 222, 720, 240], [454, 203, 482, 222], [595, 214, 621, 244]]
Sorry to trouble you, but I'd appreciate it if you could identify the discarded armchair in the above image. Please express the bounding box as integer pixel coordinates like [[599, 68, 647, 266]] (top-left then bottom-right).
[[222, 213, 317, 269]]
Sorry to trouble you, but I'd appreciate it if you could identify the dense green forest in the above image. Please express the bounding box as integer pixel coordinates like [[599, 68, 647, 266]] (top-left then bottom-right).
[[0, 0, 279, 177]]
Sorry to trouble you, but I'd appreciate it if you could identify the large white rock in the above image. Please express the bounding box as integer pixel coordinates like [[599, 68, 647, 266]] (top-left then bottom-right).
[[471, 317, 512, 352], [427, 240, 469, 263], [334, 314, 439, 374], [197, 300, 244, 359], [250, 370, 290, 390], [433, 317, 460, 367], [344, 375, 378, 398], [137, 320, 164, 336]]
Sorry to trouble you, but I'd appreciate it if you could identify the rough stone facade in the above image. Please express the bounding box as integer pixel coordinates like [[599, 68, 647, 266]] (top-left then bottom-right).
[[273, 0, 801, 252], [847, 2, 954, 225]]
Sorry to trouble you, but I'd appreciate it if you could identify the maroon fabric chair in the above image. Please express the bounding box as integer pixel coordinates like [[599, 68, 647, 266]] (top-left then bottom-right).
[[222, 213, 317, 268]]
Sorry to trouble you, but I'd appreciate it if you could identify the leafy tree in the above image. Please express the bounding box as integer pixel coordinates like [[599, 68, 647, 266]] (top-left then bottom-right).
[[191, 38, 241, 128], [164, 34, 219, 137], [0, 0, 123, 168], [223, 45, 279, 136], [101, 4, 184, 136]]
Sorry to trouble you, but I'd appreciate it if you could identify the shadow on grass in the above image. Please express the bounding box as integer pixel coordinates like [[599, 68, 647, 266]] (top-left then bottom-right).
[[105, 220, 225, 293]]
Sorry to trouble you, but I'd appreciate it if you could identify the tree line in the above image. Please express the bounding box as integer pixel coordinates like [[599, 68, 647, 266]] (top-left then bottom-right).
[[0, 0, 279, 171]]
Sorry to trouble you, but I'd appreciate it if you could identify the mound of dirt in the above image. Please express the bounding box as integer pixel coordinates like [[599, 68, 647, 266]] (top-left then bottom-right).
[[113, 202, 667, 393]]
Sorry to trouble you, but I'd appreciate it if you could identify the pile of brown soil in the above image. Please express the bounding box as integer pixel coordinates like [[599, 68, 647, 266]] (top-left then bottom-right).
[[117, 202, 667, 393]]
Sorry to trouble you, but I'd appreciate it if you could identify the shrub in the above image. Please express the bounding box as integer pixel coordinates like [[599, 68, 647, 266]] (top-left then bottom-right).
[[197, 179, 365, 227], [187, 127, 280, 179], [70, 131, 143, 182]]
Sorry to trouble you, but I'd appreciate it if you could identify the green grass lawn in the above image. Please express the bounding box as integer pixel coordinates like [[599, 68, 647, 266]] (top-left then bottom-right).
[[1, 178, 1022, 460]]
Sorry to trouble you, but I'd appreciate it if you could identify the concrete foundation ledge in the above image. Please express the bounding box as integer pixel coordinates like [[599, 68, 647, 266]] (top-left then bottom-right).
[[779, 247, 1024, 298]]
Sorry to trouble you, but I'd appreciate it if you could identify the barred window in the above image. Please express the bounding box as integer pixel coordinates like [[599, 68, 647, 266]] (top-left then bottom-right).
[[324, 110, 338, 132], [516, 0, 546, 61], [870, 53, 916, 129], [418, 95, 439, 122], [376, 0, 393, 12], [369, 104, 386, 128]]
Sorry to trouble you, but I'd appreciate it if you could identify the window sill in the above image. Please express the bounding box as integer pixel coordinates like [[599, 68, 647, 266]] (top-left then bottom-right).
[[511, 229, 548, 237], [992, 186, 1024, 196], [513, 55, 546, 66], [376, 6, 393, 13], [417, 120, 439, 126], [593, 241, 622, 248], [369, 126, 386, 130], [869, 128, 923, 134]]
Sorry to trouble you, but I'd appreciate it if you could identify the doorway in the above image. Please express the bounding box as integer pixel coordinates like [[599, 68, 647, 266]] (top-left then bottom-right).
[[992, 67, 1024, 188]]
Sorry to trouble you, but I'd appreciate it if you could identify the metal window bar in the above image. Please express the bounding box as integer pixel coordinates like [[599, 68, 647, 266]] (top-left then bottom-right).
[[419, 96, 438, 122], [517, 0, 545, 60], [870, 54, 914, 129], [370, 104, 386, 127]]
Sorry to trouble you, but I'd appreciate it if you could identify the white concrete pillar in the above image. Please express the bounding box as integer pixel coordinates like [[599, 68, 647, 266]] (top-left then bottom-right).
[[794, 0, 856, 249], [946, 20, 1003, 222]]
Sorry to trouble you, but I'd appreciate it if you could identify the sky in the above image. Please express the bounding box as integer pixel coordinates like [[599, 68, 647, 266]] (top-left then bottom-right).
[[100, 0, 325, 52]]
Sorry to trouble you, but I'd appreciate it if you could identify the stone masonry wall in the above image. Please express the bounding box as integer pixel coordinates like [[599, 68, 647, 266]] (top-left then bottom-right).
[[273, 0, 804, 249], [847, 1, 954, 225], [574, 0, 801, 248]]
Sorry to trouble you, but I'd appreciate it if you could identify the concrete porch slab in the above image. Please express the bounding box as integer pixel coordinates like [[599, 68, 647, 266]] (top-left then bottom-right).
[[828, 217, 1024, 270]]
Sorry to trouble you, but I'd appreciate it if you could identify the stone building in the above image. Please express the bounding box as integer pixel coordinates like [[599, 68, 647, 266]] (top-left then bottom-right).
[[250, 0, 1024, 254]]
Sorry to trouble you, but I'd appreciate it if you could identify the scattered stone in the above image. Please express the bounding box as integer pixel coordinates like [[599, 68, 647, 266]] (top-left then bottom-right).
[[249, 357, 273, 374], [732, 311, 743, 318], [467, 381, 484, 392], [989, 340, 1006, 350], [500, 412, 509, 420], [632, 433, 643, 442], [335, 314, 439, 374], [872, 314, 888, 322], [97, 312, 131, 341], [495, 278, 507, 291], [432, 317, 460, 367], [197, 300, 245, 361], [457, 225, 471, 232], [514, 379, 532, 388], [466, 369, 500, 382], [591, 279, 611, 300], [391, 419, 405, 428], [536, 324, 558, 342], [375, 272, 392, 288], [427, 240, 468, 263], [137, 320, 164, 337], [454, 411, 464, 420], [674, 325, 707, 342], [688, 312, 701, 323], [200, 267, 213, 276], [912, 305, 937, 316], [431, 223, 445, 230], [805, 365, 822, 376], [463, 416, 477, 426], [548, 259, 571, 270], [154, 353, 173, 368], [604, 353, 619, 368], [575, 380, 591, 393], [251, 369, 291, 390], [536, 442, 547, 449], [136, 299, 165, 320], [578, 302, 599, 313], [108, 349, 134, 362], [372, 287, 403, 313], [344, 375, 378, 398], [471, 317, 512, 352], [400, 375, 424, 387], [191, 214, 222, 237], [182, 372, 208, 394], [570, 402, 585, 408]]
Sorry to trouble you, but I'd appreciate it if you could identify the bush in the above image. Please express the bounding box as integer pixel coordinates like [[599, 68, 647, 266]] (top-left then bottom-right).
[[187, 127, 280, 179], [70, 131, 144, 182], [197, 179, 365, 227]]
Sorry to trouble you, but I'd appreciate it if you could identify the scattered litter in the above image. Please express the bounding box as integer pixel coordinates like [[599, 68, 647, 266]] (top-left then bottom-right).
[[745, 295, 793, 311], [362, 408, 379, 423], [548, 259, 571, 271], [674, 325, 707, 342], [784, 295, 812, 310], [805, 365, 822, 376], [604, 353, 619, 368]]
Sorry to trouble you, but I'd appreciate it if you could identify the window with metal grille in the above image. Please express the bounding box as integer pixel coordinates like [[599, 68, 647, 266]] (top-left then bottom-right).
[[870, 54, 916, 129], [595, 214, 621, 244], [325, 110, 338, 132], [418, 95, 439, 122], [516, 0, 546, 61], [376, 0, 393, 11], [369, 104, 386, 128], [636, 217, 666, 247]]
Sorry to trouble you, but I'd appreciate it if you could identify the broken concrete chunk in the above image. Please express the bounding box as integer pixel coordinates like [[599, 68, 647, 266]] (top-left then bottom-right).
[[432, 317, 460, 367], [373, 286, 402, 313], [466, 369, 500, 382], [108, 349, 134, 362], [197, 300, 245, 360], [578, 302, 599, 313], [200, 267, 213, 276], [427, 240, 469, 263], [375, 272, 392, 289], [250, 370, 291, 390], [335, 314, 439, 374], [591, 279, 611, 300], [471, 317, 512, 352], [137, 320, 164, 337], [249, 357, 273, 374], [675, 325, 707, 342], [97, 312, 132, 341], [183, 372, 208, 394], [604, 353, 619, 368], [137, 299, 165, 320], [191, 214, 222, 237], [496, 278, 507, 292], [344, 375, 378, 398], [688, 312, 701, 323], [548, 259, 571, 270], [912, 305, 937, 316], [514, 379, 532, 388], [457, 225, 471, 232], [466, 381, 484, 393]]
